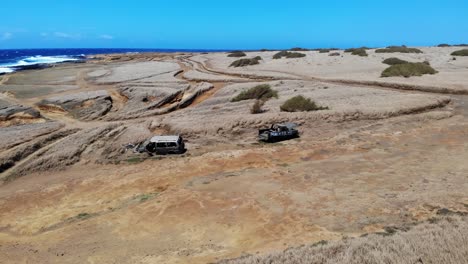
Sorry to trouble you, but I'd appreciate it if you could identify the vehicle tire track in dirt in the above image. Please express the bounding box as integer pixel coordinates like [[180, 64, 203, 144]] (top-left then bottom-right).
[[196, 56, 468, 95]]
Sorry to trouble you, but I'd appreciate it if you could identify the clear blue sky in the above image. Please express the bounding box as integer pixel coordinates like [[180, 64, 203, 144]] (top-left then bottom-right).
[[1, 0, 467, 49]]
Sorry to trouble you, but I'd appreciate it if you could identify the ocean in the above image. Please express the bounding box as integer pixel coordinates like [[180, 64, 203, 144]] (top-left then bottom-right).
[[0, 48, 227, 74]]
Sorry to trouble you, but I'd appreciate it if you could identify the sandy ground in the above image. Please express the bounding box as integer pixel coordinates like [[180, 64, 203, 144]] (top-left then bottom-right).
[[0, 48, 467, 263]]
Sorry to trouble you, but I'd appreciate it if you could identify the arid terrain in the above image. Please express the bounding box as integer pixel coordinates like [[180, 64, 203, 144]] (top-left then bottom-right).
[[1, 47, 467, 263]]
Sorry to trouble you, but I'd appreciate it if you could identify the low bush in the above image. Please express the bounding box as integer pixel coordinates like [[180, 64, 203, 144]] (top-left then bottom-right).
[[280, 95, 328, 112], [290, 47, 310, 51], [227, 51, 246, 57], [382, 57, 408, 65], [329, 52, 341, 56], [250, 99, 265, 114], [231, 84, 278, 102], [344, 47, 370, 53], [375, 46, 423, 53], [381, 63, 438, 78], [230, 56, 262, 67], [451, 49, 468, 56], [273, 51, 306, 59], [316, 48, 339, 53], [351, 48, 368, 57]]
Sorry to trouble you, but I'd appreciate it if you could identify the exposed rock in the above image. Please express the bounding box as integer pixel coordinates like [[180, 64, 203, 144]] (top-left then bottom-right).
[[0, 98, 42, 126], [37, 90, 112, 121]]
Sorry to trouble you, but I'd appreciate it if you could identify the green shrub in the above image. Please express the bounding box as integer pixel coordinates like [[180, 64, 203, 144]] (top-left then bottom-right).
[[280, 95, 328, 112], [351, 48, 368, 57], [329, 52, 341, 56], [273, 51, 306, 59], [451, 49, 468, 56], [382, 57, 409, 65], [316, 48, 339, 53], [230, 56, 262, 67], [375, 46, 423, 54], [345, 47, 370, 53], [250, 99, 265, 114], [231, 84, 278, 102], [290, 47, 310, 51], [227, 51, 246, 57], [381, 63, 438, 78], [437, 44, 451, 47]]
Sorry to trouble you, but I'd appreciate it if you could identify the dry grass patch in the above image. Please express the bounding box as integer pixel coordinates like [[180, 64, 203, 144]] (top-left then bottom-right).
[[217, 214, 468, 264], [231, 84, 278, 102], [382, 57, 409, 65], [381, 63, 438, 78], [280, 95, 328, 112], [344, 47, 370, 53], [228, 51, 247, 57], [290, 47, 310, 51], [250, 99, 265, 114], [376, 46, 423, 54], [351, 48, 368, 57], [451, 49, 468, 56], [230, 56, 262, 67], [273, 51, 306, 59]]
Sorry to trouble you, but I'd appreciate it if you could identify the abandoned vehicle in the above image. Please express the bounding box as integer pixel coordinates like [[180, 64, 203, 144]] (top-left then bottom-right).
[[258, 123, 299, 142], [136, 135, 186, 155]]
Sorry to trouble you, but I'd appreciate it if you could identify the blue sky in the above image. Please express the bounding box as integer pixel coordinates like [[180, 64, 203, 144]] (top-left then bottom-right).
[[1, 0, 467, 49]]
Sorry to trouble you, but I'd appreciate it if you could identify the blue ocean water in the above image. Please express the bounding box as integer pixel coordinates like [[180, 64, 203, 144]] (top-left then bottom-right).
[[0, 48, 226, 74]]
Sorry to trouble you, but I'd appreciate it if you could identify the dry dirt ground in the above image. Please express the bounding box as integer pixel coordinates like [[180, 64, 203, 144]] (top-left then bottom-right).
[[0, 49, 467, 263]]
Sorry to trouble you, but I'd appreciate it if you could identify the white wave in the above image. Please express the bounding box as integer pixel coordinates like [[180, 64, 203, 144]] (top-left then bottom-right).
[[0, 55, 81, 74], [0, 67, 14, 74], [16, 55, 79, 66]]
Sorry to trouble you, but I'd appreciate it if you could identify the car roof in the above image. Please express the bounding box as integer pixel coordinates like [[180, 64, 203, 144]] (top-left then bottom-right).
[[150, 135, 181, 142]]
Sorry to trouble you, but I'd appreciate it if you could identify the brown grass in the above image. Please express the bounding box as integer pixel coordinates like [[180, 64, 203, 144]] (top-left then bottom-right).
[[250, 99, 265, 114], [217, 214, 468, 264]]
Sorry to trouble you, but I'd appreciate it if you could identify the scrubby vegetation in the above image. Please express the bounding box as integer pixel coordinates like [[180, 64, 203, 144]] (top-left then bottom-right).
[[273, 51, 306, 59], [217, 215, 468, 264], [280, 95, 328, 112], [437, 44, 451, 47], [316, 48, 339, 53], [375, 46, 423, 54], [230, 56, 262, 67], [451, 49, 468, 56], [344, 47, 370, 53], [382, 57, 409, 65], [329, 52, 340, 56], [351, 48, 368, 57], [290, 47, 310, 51], [231, 84, 278, 102], [381, 62, 438, 78], [227, 51, 247, 57], [250, 99, 265, 114]]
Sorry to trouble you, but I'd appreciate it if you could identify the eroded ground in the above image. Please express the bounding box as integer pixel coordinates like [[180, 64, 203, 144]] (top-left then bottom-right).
[[0, 49, 467, 263]]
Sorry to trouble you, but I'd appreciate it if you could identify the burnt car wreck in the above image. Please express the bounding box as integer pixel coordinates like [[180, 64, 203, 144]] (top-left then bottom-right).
[[258, 123, 299, 142]]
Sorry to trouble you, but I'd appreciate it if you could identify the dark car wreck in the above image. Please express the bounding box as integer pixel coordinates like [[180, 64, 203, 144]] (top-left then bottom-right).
[[258, 123, 299, 142]]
